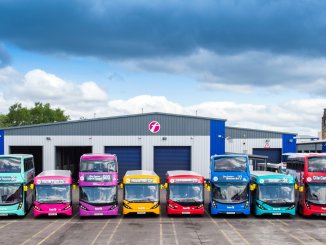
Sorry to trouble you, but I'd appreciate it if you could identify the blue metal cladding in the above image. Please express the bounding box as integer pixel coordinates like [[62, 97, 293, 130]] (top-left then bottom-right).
[[322, 143, 326, 153], [154, 146, 191, 181], [105, 146, 142, 181], [210, 120, 225, 156], [0, 130, 4, 155], [282, 134, 296, 153]]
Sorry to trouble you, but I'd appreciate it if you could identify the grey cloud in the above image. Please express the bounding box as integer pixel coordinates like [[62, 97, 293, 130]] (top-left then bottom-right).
[[0, 0, 326, 59]]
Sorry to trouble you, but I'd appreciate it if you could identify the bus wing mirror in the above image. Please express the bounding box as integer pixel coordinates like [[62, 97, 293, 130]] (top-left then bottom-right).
[[119, 183, 124, 189], [299, 186, 304, 192], [29, 184, 34, 190], [23, 185, 28, 192], [206, 185, 211, 192], [164, 183, 168, 188], [72, 184, 77, 190], [160, 184, 164, 189], [250, 184, 256, 191], [294, 184, 298, 190]]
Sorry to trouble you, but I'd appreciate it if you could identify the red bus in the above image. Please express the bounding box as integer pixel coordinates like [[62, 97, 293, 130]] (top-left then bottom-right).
[[165, 170, 204, 215], [287, 153, 326, 216]]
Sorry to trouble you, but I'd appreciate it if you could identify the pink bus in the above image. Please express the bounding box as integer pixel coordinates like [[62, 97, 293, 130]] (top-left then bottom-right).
[[33, 170, 73, 217], [79, 154, 118, 216]]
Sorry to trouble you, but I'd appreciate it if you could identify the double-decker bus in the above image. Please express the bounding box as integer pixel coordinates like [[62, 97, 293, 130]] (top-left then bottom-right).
[[165, 170, 204, 215], [250, 171, 296, 216], [287, 153, 326, 216], [34, 170, 73, 217], [0, 154, 34, 216], [209, 154, 250, 215], [121, 170, 160, 215], [79, 154, 118, 216]]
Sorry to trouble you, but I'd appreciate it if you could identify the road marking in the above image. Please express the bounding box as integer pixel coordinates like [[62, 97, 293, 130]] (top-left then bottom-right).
[[297, 228, 323, 245], [159, 215, 163, 245], [171, 218, 179, 245], [21, 220, 59, 245], [205, 210, 232, 245], [107, 217, 122, 245], [224, 219, 251, 245], [36, 213, 78, 245], [276, 219, 289, 226], [90, 218, 111, 245], [0, 221, 17, 230]]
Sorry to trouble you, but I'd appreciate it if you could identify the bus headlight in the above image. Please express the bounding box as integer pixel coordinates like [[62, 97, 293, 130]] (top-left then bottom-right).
[[305, 201, 311, 209], [168, 203, 177, 209], [196, 204, 204, 209], [34, 205, 41, 211], [256, 202, 267, 210], [17, 202, 23, 210], [123, 203, 132, 209], [109, 204, 117, 210], [287, 204, 295, 210], [63, 205, 71, 210], [245, 201, 249, 208], [80, 204, 88, 211], [212, 201, 217, 208], [151, 202, 160, 209]]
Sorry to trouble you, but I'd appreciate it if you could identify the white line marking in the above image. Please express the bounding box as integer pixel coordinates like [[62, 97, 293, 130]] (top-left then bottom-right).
[[171, 218, 179, 245], [224, 219, 251, 245], [159, 215, 163, 245], [21, 220, 59, 245], [107, 217, 123, 245], [91, 218, 111, 245], [205, 210, 232, 245]]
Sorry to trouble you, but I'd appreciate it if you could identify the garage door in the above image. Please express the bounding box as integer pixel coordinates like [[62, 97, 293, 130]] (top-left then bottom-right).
[[105, 146, 141, 181], [252, 148, 282, 163], [154, 146, 191, 182]]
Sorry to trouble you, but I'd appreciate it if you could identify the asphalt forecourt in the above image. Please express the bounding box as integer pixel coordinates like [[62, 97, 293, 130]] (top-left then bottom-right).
[[0, 191, 326, 245]]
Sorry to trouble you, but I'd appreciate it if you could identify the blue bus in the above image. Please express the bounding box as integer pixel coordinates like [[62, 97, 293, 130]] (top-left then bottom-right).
[[209, 154, 251, 215], [0, 154, 35, 216]]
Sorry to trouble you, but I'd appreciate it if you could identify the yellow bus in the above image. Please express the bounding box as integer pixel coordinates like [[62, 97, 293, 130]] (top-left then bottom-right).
[[121, 170, 160, 215]]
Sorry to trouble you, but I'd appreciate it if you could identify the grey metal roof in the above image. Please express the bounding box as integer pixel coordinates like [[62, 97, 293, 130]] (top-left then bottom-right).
[[226, 126, 296, 139], [3, 112, 225, 136]]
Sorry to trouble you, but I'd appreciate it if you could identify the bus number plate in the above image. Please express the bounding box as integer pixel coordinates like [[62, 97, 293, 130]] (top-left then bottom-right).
[[0, 214, 8, 216], [137, 212, 146, 214], [226, 212, 235, 215], [94, 213, 103, 216], [182, 212, 190, 214], [320, 213, 326, 216], [48, 213, 57, 216], [272, 213, 281, 216]]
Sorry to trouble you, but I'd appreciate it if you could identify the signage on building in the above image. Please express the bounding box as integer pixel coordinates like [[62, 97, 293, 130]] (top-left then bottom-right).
[[149, 121, 160, 133]]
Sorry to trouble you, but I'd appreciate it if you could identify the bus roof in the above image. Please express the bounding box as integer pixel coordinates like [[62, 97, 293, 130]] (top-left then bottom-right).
[[166, 170, 202, 177], [288, 153, 326, 159], [251, 171, 289, 178], [211, 154, 248, 159], [0, 154, 33, 159], [80, 153, 117, 161], [36, 170, 72, 178], [124, 170, 158, 177]]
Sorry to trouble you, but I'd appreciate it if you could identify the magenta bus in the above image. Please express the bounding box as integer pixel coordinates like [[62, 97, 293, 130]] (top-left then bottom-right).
[[33, 170, 73, 217], [79, 154, 118, 216]]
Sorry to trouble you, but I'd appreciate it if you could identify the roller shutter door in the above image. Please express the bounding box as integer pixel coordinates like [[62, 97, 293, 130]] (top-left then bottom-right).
[[252, 148, 282, 163], [154, 146, 191, 181], [105, 146, 141, 181]]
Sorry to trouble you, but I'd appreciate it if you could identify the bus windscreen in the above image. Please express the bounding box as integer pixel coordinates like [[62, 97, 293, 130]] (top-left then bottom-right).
[[169, 184, 203, 203], [308, 157, 326, 172], [258, 184, 294, 204], [36, 185, 71, 203], [0, 158, 21, 173], [306, 183, 326, 205], [212, 182, 248, 204], [80, 160, 117, 172], [125, 184, 159, 202], [80, 186, 117, 205], [0, 184, 23, 204], [214, 157, 247, 172]]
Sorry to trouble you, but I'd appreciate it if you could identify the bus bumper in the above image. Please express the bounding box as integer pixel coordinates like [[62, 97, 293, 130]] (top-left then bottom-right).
[[301, 204, 326, 217], [79, 206, 118, 216], [123, 207, 160, 215], [255, 209, 295, 216], [0, 204, 25, 216], [210, 202, 250, 215], [33, 207, 72, 217], [167, 206, 204, 215]]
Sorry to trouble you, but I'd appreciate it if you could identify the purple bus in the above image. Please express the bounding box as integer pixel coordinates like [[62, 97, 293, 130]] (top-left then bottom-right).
[[79, 154, 118, 216]]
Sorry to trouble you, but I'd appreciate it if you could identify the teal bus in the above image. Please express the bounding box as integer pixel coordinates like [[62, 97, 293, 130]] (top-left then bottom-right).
[[250, 171, 296, 216], [0, 154, 35, 216]]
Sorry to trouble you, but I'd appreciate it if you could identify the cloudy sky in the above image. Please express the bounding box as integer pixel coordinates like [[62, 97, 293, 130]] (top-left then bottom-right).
[[0, 0, 325, 136]]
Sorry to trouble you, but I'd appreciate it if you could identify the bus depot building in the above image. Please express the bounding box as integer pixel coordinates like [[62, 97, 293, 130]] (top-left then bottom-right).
[[0, 112, 297, 180]]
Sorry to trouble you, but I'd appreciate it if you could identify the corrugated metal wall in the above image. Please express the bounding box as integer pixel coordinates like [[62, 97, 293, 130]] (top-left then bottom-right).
[[4, 135, 211, 178]]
